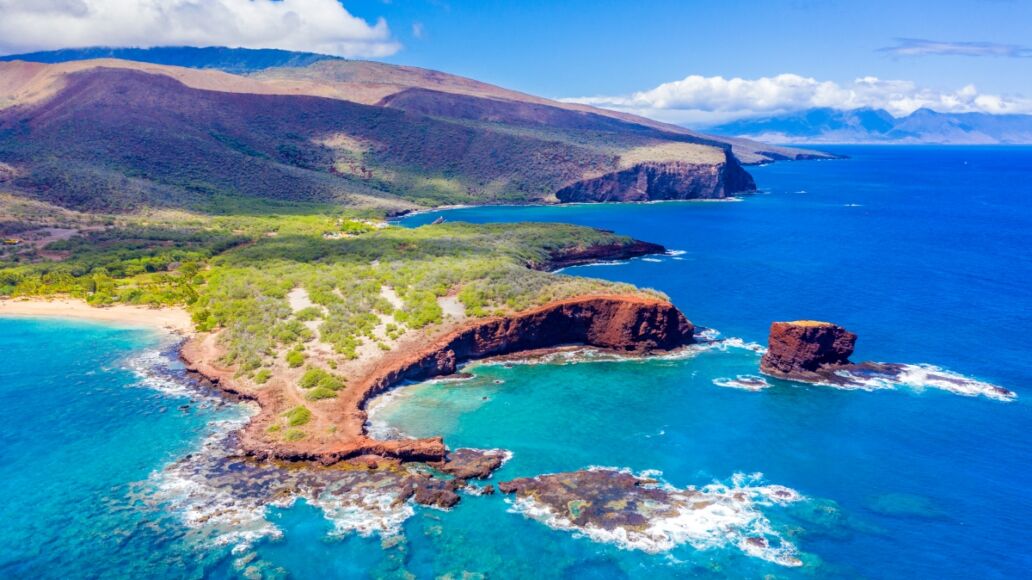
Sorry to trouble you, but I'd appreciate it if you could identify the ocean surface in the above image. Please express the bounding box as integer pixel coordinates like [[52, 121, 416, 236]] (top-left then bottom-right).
[[2, 146, 1030, 578]]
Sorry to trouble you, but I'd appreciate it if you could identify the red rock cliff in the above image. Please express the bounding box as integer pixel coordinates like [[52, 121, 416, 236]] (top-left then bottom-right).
[[224, 295, 695, 464], [759, 321, 856, 380]]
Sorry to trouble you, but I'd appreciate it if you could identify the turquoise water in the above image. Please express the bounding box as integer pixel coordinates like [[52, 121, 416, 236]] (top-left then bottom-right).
[[0, 318, 247, 577], [3, 146, 1030, 578]]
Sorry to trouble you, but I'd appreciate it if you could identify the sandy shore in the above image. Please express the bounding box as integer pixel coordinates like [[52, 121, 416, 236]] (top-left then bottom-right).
[[0, 297, 194, 335]]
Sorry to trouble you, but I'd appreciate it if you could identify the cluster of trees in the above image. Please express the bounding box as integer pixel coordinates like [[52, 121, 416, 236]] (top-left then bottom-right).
[[0, 211, 662, 381]]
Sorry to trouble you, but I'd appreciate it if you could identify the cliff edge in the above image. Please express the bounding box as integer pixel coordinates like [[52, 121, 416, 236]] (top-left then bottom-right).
[[555, 150, 755, 203]]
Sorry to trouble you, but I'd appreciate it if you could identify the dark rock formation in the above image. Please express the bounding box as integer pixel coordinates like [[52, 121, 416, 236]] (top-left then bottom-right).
[[431, 448, 508, 480], [498, 468, 803, 565], [759, 321, 857, 381], [555, 151, 755, 203], [407, 477, 463, 509], [498, 470, 679, 531], [531, 239, 666, 271]]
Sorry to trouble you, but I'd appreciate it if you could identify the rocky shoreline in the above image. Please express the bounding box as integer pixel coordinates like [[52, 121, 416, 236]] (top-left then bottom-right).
[[182, 294, 695, 465]]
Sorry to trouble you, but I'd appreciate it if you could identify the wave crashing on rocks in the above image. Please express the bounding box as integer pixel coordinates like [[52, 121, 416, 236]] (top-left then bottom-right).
[[828, 363, 1017, 401], [500, 468, 806, 567]]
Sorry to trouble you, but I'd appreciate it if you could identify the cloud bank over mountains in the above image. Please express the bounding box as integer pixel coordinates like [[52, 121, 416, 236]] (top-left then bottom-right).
[[0, 0, 400, 58], [563, 74, 1032, 126]]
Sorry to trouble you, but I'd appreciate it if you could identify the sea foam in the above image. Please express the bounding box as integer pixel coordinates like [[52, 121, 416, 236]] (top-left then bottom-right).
[[828, 363, 1016, 401], [713, 375, 772, 391]]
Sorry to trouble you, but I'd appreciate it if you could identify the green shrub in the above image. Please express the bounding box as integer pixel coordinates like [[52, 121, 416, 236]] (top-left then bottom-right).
[[286, 348, 305, 368], [299, 368, 344, 391], [283, 428, 306, 441], [305, 387, 337, 400], [283, 405, 312, 426], [254, 369, 272, 384], [295, 306, 322, 321]]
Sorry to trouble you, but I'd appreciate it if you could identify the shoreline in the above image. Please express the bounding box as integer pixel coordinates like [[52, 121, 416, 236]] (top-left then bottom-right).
[[0, 297, 194, 336], [388, 197, 752, 222]]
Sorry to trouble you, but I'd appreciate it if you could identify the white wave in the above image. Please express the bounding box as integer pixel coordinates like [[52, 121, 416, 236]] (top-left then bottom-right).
[[666, 250, 687, 256], [506, 469, 804, 567], [829, 364, 1016, 402], [641, 257, 663, 263], [123, 348, 216, 401], [844, 203, 863, 207], [309, 488, 414, 539], [713, 375, 772, 391], [559, 260, 626, 269], [364, 388, 414, 441], [693, 327, 721, 342]]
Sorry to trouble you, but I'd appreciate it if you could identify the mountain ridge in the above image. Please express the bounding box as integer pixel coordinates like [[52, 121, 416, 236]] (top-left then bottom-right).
[[0, 47, 833, 214], [707, 107, 1032, 144]]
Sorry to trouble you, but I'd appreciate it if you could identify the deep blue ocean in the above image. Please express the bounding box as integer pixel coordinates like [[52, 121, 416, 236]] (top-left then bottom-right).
[[2, 146, 1030, 578]]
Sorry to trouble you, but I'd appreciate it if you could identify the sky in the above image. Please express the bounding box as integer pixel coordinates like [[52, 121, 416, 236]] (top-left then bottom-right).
[[1, 0, 1031, 125]]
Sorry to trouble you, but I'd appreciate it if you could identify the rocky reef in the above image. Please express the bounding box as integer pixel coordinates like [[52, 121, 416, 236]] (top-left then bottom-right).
[[430, 448, 509, 480], [499, 468, 805, 566], [555, 150, 755, 203]]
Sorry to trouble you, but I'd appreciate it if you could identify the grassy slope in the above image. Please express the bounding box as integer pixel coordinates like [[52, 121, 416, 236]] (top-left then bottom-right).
[[0, 68, 649, 212]]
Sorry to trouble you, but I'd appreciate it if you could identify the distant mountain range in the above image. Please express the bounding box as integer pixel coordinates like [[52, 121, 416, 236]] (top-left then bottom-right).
[[705, 107, 1032, 144]]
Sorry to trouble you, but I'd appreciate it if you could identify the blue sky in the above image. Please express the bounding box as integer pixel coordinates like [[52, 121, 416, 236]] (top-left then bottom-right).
[[344, 0, 1032, 100], [1, 0, 1030, 123]]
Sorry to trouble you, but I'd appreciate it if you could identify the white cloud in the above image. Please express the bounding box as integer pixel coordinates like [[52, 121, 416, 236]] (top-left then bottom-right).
[[563, 74, 1032, 126], [879, 38, 1032, 58], [0, 0, 400, 58]]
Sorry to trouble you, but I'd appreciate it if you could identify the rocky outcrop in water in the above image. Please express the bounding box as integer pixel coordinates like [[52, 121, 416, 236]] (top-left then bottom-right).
[[555, 151, 755, 203], [758, 320, 1016, 400], [431, 448, 508, 480], [499, 468, 805, 565], [759, 321, 856, 381]]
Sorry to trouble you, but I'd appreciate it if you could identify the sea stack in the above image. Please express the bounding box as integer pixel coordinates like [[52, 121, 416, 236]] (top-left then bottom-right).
[[760, 321, 857, 381]]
